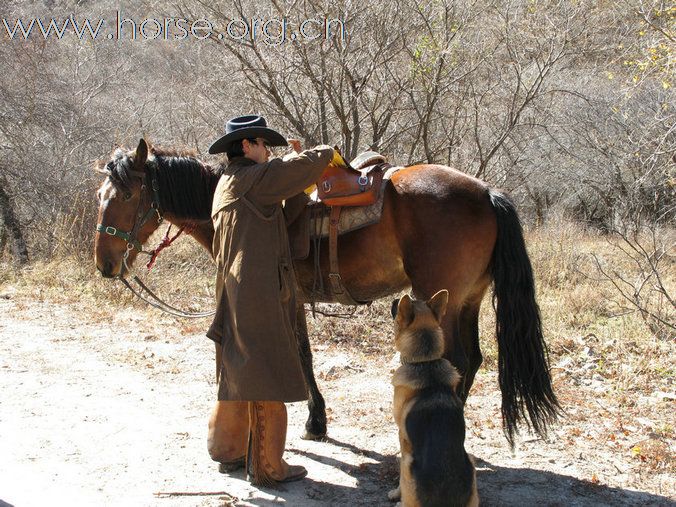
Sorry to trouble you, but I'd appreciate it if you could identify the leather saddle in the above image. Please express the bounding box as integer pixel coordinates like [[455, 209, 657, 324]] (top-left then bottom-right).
[[284, 150, 390, 234], [284, 150, 393, 306], [316, 151, 388, 207]]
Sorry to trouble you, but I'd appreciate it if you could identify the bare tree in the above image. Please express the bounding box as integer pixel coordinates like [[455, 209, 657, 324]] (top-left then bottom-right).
[[0, 172, 29, 265]]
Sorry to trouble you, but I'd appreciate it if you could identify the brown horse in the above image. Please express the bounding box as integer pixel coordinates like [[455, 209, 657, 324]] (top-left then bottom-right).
[[94, 139, 559, 446]]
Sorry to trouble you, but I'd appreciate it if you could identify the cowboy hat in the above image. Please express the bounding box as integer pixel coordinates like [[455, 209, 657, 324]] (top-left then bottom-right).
[[208, 115, 288, 154]]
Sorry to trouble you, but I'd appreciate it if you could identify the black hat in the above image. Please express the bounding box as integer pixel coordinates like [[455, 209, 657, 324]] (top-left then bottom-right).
[[208, 115, 288, 154]]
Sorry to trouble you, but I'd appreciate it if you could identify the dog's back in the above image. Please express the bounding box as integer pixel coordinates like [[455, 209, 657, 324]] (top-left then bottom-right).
[[406, 384, 476, 507], [391, 291, 478, 507]]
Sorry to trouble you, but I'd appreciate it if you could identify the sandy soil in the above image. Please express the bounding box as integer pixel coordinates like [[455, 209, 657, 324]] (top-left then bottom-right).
[[0, 293, 673, 507]]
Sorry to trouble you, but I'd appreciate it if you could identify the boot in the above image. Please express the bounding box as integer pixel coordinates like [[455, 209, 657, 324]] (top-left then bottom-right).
[[207, 400, 249, 473], [247, 401, 307, 487]]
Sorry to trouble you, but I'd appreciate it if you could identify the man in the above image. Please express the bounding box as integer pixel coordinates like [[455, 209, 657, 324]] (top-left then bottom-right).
[[205, 115, 333, 486]]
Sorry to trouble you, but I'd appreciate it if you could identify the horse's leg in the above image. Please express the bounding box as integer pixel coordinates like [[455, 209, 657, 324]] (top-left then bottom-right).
[[456, 303, 483, 401], [215, 341, 222, 384], [295, 303, 327, 440], [442, 308, 470, 394], [409, 284, 483, 400]]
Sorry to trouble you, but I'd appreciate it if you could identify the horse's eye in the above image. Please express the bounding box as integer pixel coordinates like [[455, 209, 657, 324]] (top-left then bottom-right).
[[123, 192, 132, 201]]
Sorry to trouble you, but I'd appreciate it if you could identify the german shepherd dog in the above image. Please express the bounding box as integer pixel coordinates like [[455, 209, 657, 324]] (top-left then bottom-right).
[[388, 290, 479, 507]]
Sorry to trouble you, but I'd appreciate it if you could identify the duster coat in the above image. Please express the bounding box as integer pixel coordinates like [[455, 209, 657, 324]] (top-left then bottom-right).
[[207, 147, 333, 402]]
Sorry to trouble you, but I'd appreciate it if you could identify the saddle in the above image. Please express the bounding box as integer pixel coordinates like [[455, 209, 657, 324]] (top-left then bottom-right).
[[316, 150, 388, 207], [285, 151, 399, 306]]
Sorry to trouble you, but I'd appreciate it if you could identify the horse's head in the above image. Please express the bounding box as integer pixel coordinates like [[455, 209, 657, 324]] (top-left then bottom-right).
[[94, 138, 163, 278]]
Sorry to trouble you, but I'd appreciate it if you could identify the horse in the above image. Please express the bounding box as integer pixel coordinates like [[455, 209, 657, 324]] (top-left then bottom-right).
[[94, 138, 559, 447]]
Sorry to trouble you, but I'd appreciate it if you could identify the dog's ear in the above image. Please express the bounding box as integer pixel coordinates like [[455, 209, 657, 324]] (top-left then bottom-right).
[[390, 299, 399, 319], [426, 289, 449, 323], [395, 294, 414, 326]]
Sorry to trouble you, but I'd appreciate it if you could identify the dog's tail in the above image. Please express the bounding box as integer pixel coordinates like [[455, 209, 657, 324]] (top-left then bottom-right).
[[488, 189, 560, 447]]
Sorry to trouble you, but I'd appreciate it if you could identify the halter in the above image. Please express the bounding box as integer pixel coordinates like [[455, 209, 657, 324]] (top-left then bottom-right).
[[96, 159, 164, 270], [96, 155, 215, 319]]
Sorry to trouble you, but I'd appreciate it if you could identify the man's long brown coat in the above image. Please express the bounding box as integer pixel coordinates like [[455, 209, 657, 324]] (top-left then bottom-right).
[[207, 147, 333, 402]]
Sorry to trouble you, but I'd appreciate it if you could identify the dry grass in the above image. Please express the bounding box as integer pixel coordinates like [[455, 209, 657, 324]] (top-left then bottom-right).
[[1, 220, 673, 486], [1, 226, 216, 315], [518, 221, 674, 481]]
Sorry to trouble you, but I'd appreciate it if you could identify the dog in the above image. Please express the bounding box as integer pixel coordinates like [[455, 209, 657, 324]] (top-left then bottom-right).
[[388, 290, 479, 507]]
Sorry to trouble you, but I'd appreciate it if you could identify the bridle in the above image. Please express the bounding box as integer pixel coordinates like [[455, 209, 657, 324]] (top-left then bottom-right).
[[96, 160, 164, 271], [96, 156, 215, 319]]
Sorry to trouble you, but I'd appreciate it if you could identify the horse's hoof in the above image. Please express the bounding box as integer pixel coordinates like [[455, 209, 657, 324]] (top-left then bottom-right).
[[302, 429, 326, 441], [218, 458, 245, 474]]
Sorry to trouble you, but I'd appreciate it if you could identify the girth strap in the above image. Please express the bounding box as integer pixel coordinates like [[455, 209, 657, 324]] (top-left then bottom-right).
[[328, 206, 361, 306]]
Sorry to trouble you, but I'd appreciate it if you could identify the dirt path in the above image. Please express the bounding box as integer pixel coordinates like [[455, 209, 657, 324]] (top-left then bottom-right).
[[0, 295, 672, 506]]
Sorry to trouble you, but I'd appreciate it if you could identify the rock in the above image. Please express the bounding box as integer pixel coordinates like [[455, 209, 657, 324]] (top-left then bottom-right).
[[557, 357, 573, 369], [654, 391, 676, 401], [635, 417, 654, 428], [318, 354, 363, 379]]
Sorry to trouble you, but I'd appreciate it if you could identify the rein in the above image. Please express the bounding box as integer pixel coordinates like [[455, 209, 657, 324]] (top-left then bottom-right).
[[97, 157, 215, 319], [119, 276, 215, 319]]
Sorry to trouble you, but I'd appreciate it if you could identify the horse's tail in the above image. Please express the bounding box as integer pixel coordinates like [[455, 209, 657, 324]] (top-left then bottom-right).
[[488, 188, 560, 447]]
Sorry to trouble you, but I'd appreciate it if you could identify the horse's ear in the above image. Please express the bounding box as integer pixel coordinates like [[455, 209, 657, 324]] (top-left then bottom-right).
[[395, 294, 413, 326], [426, 289, 449, 323], [135, 138, 149, 169]]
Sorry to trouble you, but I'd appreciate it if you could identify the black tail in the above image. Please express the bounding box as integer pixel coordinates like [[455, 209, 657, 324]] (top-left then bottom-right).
[[488, 189, 560, 447]]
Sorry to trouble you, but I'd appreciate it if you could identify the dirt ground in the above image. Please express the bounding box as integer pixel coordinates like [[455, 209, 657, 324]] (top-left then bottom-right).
[[0, 291, 673, 507]]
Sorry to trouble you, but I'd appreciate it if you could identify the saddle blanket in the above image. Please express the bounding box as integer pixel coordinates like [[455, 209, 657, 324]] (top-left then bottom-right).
[[285, 165, 402, 260], [310, 165, 402, 238]]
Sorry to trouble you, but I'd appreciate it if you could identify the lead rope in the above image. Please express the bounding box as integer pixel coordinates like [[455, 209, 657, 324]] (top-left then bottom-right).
[[145, 223, 195, 270], [119, 222, 215, 319]]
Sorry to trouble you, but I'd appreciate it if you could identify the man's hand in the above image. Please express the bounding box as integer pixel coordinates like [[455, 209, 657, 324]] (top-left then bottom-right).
[[288, 139, 302, 153]]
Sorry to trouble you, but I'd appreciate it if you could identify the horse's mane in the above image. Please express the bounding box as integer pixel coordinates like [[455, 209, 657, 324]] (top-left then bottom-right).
[[153, 150, 221, 221], [98, 145, 223, 221], [96, 148, 137, 192], [150, 145, 199, 158]]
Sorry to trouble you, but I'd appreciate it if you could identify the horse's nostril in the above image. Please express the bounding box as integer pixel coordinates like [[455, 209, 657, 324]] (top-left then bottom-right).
[[97, 260, 116, 278]]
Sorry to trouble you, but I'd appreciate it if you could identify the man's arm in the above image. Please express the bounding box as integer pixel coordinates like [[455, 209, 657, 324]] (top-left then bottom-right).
[[248, 145, 333, 206]]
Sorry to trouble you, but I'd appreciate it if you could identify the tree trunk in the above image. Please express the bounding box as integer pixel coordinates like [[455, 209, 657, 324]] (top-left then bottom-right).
[[0, 174, 29, 265], [0, 226, 7, 260]]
